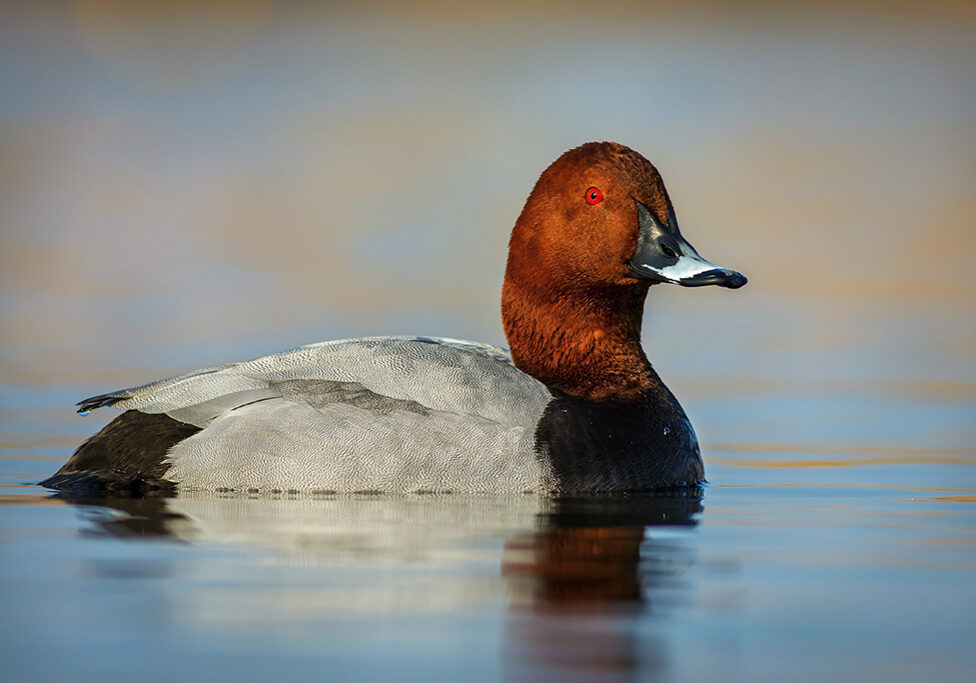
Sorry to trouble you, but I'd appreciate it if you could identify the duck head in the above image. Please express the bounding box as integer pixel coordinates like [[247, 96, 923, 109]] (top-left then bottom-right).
[[506, 141, 746, 292], [502, 141, 746, 401]]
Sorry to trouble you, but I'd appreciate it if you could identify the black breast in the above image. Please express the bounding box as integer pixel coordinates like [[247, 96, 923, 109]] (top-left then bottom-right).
[[534, 390, 704, 493]]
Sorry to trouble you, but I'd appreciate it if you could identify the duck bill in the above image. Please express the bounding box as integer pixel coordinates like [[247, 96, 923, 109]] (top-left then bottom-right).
[[627, 200, 747, 289], [641, 251, 748, 288], [628, 252, 747, 289], [676, 267, 748, 287]]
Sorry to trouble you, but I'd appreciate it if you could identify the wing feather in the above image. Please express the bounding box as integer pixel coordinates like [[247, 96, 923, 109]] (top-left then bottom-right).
[[77, 337, 550, 428]]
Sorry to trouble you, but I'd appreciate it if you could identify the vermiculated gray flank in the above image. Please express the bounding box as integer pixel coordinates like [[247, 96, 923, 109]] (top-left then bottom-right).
[[79, 337, 556, 493]]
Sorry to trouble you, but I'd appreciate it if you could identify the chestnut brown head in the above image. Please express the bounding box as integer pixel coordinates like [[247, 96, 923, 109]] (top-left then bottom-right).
[[506, 141, 746, 292], [502, 142, 746, 400]]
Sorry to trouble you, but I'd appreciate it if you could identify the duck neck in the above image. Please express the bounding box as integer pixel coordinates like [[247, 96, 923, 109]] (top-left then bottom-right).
[[502, 279, 658, 403]]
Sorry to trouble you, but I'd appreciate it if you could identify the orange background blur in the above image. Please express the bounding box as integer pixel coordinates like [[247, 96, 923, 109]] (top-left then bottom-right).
[[1, 1, 974, 392]]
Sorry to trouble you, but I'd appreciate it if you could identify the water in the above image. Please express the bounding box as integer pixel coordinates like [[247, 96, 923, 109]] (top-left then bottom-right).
[[3, 298, 973, 682], [2, 3, 975, 682]]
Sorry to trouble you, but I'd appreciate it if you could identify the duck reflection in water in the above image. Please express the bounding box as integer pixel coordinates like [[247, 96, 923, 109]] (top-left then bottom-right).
[[53, 491, 702, 678], [501, 495, 701, 679]]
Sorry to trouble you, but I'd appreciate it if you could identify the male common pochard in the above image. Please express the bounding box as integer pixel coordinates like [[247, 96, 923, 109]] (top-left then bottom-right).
[[42, 142, 746, 495]]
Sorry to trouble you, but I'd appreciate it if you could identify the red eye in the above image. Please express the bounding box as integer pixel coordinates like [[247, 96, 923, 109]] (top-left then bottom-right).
[[585, 187, 603, 205]]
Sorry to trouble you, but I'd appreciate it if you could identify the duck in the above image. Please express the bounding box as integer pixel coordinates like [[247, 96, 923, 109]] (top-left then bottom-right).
[[41, 141, 746, 496]]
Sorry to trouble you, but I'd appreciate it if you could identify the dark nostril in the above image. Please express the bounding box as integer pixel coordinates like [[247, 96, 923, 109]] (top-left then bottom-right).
[[660, 244, 677, 259]]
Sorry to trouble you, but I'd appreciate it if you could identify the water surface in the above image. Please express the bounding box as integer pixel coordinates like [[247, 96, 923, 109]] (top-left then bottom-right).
[[3, 297, 973, 682]]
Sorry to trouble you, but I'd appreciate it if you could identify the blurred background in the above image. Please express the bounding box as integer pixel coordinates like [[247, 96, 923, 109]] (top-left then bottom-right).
[[2, 4, 975, 681], [1, 0, 974, 448]]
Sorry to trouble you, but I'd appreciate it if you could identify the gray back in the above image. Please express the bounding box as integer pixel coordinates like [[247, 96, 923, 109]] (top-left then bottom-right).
[[95, 337, 556, 493]]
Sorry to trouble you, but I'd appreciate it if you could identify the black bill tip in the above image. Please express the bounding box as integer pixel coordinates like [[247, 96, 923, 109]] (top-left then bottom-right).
[[677, 268, 748, 289]]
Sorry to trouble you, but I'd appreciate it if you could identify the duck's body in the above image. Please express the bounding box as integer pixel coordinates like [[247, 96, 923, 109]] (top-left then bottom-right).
[[44, 336, 700, 494], [42, 142, 744, 495]]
